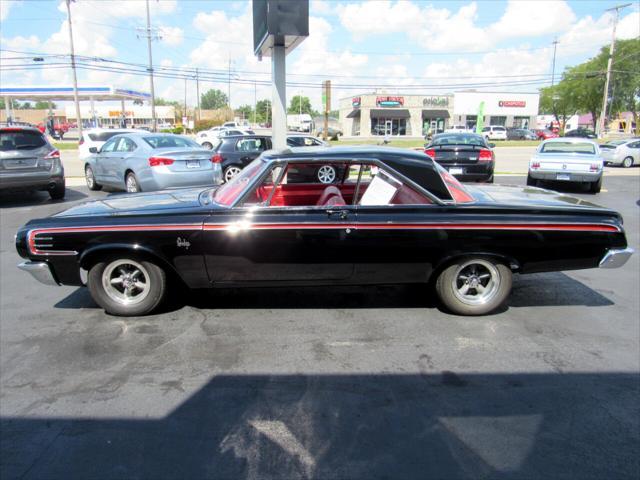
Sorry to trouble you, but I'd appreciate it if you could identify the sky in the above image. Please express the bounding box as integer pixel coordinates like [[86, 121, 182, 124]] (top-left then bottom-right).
[[1, 0, 639, 111]]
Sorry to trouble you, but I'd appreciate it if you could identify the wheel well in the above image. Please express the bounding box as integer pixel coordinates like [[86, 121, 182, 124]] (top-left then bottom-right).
[[429, 252, 520, 283]]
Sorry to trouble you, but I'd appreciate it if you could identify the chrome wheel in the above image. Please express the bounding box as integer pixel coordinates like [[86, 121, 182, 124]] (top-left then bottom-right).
[[451, 259, 501, 306], [85, 167, 95, 188], [317, 165, 336, 184], [126, 173, 139, 193], [102, 259, 151, 306], [224, 166, 242, 182], [202, 142, 213, 150], [622, 157, 633, 168]]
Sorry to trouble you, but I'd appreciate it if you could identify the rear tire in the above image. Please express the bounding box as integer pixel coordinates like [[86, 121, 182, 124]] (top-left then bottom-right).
[[589, 176, 602, 194], [202, 142, 213, 150], [485, 175, 494, 183], [622, 156, 633, 168], [49, 181, 65, 200], [88, 255, 166, 316], [435, 257, 512, 316], [85, 165, 102, 191], [526, 174, 537, 186], [125, 172, 141, 193]]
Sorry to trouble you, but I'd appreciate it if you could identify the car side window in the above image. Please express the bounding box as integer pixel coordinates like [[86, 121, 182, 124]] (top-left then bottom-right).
[[101, 138, 118, 152], [236, 138, 266, 152], [482, 127, 490, 132], [628, 141, 640, 149], [116, 137, 136, 153]]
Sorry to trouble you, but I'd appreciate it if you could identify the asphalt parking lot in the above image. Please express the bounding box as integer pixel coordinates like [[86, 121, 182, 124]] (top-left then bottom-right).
[[1, 173, 639, 479]]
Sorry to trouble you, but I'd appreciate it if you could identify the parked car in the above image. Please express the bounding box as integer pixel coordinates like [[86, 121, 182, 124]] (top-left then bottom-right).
[[16, 146, 633, 317], [286, 135, 328, 148], [222, 121, 250, 129], [444, 125, 470, 133], [599, 138, 640, 168], [534, 129, 559, 140], [424, 133, 495, 183], [527, 138, 603, 193], [0, 125, 65, 199], [196, 127, 255, 150], [507, 128, 537, 140], [212, 135, 273, 182], [481, 126, 507, 141], [316, 126, 343, 140], [564, 128, 597, 139], [83, 132, 222, 193], [79, 128, 134, 160]]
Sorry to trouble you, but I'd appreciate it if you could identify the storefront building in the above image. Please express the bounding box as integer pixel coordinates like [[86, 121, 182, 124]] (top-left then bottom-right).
[[339, 91, 539, 138], [64, 105, 175, 128]]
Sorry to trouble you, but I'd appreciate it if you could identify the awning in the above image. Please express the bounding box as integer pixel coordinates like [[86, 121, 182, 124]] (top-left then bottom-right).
[[422, 109, 450, 118], [370, 108, 410, 119], [346, 109, 361, 119]]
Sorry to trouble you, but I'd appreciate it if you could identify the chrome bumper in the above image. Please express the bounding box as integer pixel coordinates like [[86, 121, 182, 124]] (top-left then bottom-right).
[[17, 261, 59, 286], [599, 247, 634, 269]]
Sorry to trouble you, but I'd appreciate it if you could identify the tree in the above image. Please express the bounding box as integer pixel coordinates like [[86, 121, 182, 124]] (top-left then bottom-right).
[[0, 99, 19, 109], [288, 95, 313, 115], [255, 99, 272, 124], [236, 104, 253, 121], [18, 102, 33, 109], [200, 89, 229, 110], [35, 101, 56, 109], [607, 38, 640, 134]]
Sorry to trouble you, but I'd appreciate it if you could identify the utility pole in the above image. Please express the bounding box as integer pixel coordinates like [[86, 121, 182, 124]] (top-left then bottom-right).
[[550, 37, 559, 87], [228, 57, 232, 108], [65, 0, 82, 140], [597, 3, 631, 138], [195, 68, 200, 122], [138, 0, 161, 132], [253, 81, 257, 125]]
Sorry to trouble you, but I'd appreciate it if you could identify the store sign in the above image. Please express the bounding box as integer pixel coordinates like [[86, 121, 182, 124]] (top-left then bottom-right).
[[352, 97, 361, 107], [423, 96, 449, 108], [498, 100, 526, 108], [376, 96, 404, 107], [108, 110, 134, 117]]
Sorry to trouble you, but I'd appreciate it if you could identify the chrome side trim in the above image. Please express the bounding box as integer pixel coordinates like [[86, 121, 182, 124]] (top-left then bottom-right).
[[599, 247, 634, 269], [17, 261, 60, 286]]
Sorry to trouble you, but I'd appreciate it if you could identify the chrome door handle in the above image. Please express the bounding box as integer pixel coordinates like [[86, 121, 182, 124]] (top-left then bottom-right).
[[326, 209, 349, 220]]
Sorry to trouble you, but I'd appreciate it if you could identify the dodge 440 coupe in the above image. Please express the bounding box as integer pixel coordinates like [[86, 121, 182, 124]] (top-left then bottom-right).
[[16, 146, 633, 316]]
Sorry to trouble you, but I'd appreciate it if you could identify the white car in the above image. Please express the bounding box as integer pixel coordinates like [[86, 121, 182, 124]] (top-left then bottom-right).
[[78, 128, 134, 160], [599, 138, 640, 168], [445, 125, 470, 133], [195, 127, 254, 149], [527, 137, 603, 193], [482, 125, 508, 141]]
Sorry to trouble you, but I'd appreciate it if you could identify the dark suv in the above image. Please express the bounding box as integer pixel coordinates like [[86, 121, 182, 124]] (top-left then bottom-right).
[[212, 135, 272, 182], [0, 126, 65, 199]]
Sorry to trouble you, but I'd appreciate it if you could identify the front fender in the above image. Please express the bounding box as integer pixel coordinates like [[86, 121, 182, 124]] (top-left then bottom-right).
[[79, 243, 181, 280]]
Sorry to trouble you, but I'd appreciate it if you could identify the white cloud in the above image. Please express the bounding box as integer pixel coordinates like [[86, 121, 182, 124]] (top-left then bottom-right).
[[311, 0, 333, 16], [488, 1, 576, 40], [0, 0, 20, 22], [159, 26, 184, 46]]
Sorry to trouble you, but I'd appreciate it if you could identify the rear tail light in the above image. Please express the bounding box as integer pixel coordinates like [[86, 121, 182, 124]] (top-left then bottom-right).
[[531, 161, 541, 169], [478, 149, 493, 162], [211, 154, 223, 163], [424, 148, 436, 158], [44, 149, 60, 159], [149, 157, 174, 167], [590, 163, 600, 171]]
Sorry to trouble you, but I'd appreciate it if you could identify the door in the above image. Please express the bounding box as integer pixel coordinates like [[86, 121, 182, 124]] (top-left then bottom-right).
[[385, 120, 393, 136], [93, 136, 119, 183], [234, 137, 269, 168], [203, 161, 355, 284], [103, 137, 136, 185]]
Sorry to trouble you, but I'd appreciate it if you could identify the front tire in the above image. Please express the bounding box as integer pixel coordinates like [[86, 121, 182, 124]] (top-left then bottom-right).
[[85, 165, 102, 191], [224, 165, 242, 182], [622, 156, 633, 168], [88, 256, 166, 316], [435, 257, 512, 315]]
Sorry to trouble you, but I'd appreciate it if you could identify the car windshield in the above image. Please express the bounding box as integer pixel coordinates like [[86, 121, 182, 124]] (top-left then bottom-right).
[[212, 158, 266, 206], [605, 140, 627, 146], [143, 136, 200, 149], [432, 134, 485, 147], [0, 130, 47, 151], [540, 142, 596, 154]]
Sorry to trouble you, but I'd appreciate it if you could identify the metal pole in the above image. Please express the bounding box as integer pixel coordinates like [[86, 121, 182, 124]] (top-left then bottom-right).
[[551, 38, 558, 87], [597, 3, 631, 138], [65, 0, 82, 140], [228, 57, 231, 108], [195, 68, 200, 122], [272, 45, 286, 149], [253, 81, 257, 125], [4, 96, 12, 124], [145, 0, 157, 132]]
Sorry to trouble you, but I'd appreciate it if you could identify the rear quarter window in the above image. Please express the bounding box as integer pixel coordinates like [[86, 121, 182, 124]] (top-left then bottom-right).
[[0, 130, 47, 151]]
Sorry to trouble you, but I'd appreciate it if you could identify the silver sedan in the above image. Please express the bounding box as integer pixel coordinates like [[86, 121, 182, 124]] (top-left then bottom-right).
[[600, 138, 640, 168], [84, 132, 222, 193]]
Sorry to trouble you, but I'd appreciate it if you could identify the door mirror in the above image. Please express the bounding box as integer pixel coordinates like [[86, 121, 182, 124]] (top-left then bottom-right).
[[89, 147, 98, 153], [488, 143, 496, 148]]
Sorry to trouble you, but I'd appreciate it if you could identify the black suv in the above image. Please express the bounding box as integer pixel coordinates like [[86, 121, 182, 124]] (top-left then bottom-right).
[[212, 135, 272, 182]]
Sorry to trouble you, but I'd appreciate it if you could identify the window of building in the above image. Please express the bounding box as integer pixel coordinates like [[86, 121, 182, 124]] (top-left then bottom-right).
[[371, 118, 407, 136], [490, 116, 507, 126], [513, 116, 531, 129]]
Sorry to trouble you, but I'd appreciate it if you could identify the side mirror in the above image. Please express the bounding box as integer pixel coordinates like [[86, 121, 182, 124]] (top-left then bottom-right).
[[488, 143, 496, 148], [89, 147, 98, 153]]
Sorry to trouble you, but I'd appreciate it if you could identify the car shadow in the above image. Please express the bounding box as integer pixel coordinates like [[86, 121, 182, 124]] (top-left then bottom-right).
[[538, 180, 597, 195], [0, 187, 89, 208], [54, 272, 612, 313], [2, 372, 638, 479]]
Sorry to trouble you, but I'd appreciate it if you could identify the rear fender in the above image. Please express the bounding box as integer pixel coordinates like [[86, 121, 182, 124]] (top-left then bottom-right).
[[430, 251, 520, 282]]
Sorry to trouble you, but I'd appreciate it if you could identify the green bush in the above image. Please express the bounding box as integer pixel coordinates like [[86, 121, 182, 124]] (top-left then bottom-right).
[[195, 119, 221, 132], [172, 126, 184, 134]]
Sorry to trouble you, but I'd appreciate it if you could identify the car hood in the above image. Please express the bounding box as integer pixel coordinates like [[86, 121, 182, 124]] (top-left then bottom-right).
[[54, 187, 216, 218], [468, 184, 606, 210]]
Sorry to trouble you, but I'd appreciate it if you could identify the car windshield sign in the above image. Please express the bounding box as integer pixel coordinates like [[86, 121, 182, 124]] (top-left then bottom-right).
[[540, 142, 596, 154]]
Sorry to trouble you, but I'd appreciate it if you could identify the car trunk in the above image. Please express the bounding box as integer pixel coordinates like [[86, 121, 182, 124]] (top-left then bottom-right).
[[151, 148, 214, 172], [428, 145, 487, 165], [0, 145, 54, 174], [534, 153, 599, 172]]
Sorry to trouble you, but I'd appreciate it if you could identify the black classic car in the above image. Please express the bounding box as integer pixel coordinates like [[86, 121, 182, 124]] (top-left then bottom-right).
[[16, 146, 633, 317], [424, 133, 495, 183]]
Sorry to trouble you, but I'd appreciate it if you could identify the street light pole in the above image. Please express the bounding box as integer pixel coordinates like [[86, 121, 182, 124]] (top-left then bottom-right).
[[144, 0, 157, 132], [597, 3, 631, 138], [65, 0, 82, 140]]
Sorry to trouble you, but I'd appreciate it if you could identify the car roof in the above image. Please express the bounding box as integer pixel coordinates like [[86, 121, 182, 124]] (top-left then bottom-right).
[[541, 137, 598, 144]]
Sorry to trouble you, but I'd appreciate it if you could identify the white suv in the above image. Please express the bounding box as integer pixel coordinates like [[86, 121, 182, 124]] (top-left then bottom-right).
[[196, 127, 254, 149], [482, 126, 507, 141], [78, 128, 134, 160]]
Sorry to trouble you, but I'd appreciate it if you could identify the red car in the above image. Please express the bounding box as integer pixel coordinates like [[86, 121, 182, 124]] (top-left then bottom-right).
[[535, 129, 559, 140]]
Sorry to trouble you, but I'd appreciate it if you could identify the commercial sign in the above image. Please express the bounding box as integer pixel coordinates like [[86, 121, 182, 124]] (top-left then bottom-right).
[[108, 110, 134, 117], [376, 96, 404, 107], [423, 96, 449, 108], [352, 97, 361, 107], [498, 100, 526, 108]]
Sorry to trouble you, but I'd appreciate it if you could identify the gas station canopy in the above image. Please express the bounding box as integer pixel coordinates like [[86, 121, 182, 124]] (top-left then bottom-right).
[[0, 85, 151, 102]]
